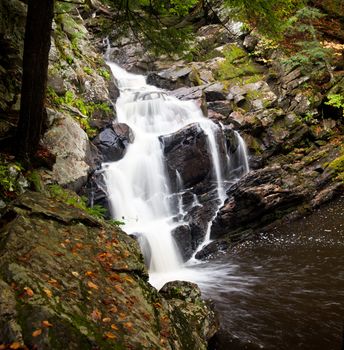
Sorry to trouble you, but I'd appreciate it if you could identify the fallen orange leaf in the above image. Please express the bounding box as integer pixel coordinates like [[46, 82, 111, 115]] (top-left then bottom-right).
[[123, 276, 134, 284], [48, 279, 59, 287], [123, 322, 133, 331], [43, 288, 52, 298], [90, 308, 102, 321], [109, 305, 118, 313], [32, 329, 42, 337], [24, 287, 34, 297], [109, 273, 121, 282], [42, 320, 53, 328], [104, 332, 117, 340], [110, 324, 119, 330], [85, 271, 95, 277], [114, 285, 124, 294], [87, 281, 99, 290], [119, 312, 126, 320], [9, 343, 21, 350]]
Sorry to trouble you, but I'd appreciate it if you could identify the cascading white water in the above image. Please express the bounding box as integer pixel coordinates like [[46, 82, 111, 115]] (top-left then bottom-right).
[[103, 61, 249, 288]]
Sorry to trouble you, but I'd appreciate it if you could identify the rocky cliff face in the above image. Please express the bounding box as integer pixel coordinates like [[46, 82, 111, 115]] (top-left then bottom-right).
[[0, 192, 217, 349]]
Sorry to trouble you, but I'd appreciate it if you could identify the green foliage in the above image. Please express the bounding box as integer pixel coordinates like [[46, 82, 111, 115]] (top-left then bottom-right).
[[108, 0, 199, 56], [223, 0, 302, 38], [47, 184, 107, 219], [47, 89, 111, 137], [83, 66, 94, 75], [108, 219, 125, 227], [0, 158, 26, 201], [98, 68, 111, 80], [282, 6, 332, 73], [325, 94, 344, 116]]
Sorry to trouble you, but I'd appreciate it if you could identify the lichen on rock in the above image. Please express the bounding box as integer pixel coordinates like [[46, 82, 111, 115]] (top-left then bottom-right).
[[0, 192, 218, 349]]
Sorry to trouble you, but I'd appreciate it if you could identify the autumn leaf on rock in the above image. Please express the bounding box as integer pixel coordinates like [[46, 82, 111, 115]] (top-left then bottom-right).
[[43, 288, 52, 298], [123, 322, 133, 331], [90, 308, 102, 321], [32, 329, 42, 337], [109, 273, 122, 282], [48, 279, 59, 287], [42, 320, 53, 328], [123, 276, 134, 284], [109, 305, 118, 313], [87, 281, 99, 290], [24, 287, 34, 297], [114, 284, 124, 294], [104, 332, 117, 340], [85, 271, 95, 277]]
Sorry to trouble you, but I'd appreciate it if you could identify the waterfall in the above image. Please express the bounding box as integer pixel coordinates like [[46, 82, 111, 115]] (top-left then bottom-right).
[[103, 61, 249, 288]]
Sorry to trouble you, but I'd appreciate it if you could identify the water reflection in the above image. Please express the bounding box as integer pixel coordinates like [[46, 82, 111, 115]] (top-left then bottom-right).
[[203, 195, 344, 350]]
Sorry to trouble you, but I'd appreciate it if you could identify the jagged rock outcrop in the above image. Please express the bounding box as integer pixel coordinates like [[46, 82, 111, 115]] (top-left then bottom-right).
[[210, 166, 310, 240], [160, 123, 213, 190], [0, 192, 218, 349]]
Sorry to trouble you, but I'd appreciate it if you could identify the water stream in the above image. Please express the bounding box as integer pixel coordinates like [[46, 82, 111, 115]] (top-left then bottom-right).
[[103, 62, 248, 287], [205, 195, 344, 350]]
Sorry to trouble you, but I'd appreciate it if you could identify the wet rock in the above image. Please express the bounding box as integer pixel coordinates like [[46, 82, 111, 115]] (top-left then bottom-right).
[[211, 166, 310, 240], [92, 122, 134, 162], [187, 192, 220, 249], [0, 192, 218, 350], [223, 127, 239, 154], [195, 240, 230, 260], [171, 225, 193, 262], [160, 123, 212, 189]]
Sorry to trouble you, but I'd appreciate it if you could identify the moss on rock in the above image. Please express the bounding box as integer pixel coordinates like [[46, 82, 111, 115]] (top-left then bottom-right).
[[0, 192, 218, 349]]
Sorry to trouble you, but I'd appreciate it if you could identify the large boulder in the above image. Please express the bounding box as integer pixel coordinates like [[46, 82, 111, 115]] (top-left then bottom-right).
[[160, 123, 213, 190], [0, 192, 218, 349], [41, 109, 95, 191]]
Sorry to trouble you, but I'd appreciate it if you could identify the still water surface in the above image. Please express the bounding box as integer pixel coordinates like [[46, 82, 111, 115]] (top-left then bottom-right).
[[202, 195, 344, 350]]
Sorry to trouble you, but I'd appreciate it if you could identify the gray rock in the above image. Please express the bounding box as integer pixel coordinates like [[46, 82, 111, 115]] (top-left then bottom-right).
[[243, 34, 259, 52], [42, 110, 93, 190], [204, 83, 226, 101]]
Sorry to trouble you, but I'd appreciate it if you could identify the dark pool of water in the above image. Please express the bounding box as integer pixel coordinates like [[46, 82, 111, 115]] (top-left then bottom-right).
[[204, 195, 344, 350]]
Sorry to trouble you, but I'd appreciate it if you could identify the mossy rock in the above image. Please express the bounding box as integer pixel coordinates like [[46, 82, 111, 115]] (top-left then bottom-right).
[[0, 192, 218, 349]]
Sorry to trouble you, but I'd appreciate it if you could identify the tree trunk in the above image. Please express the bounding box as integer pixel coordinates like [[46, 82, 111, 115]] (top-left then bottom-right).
[[16, 0, 54, 164]]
